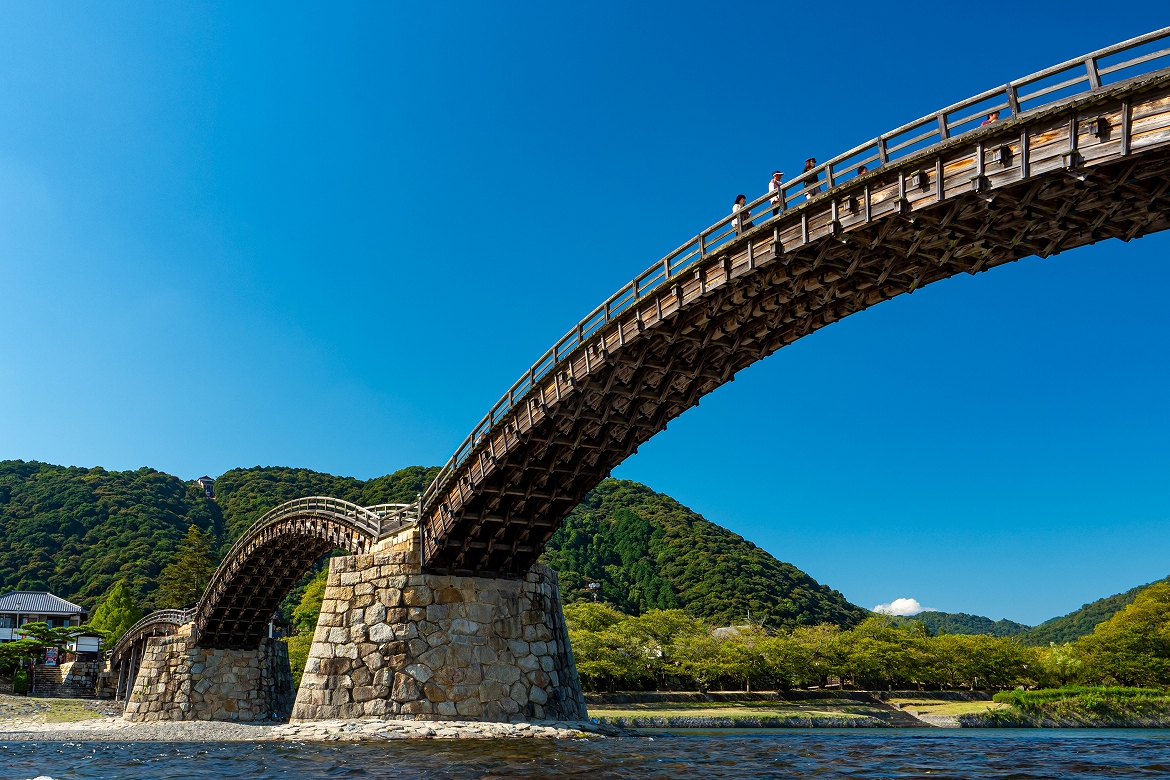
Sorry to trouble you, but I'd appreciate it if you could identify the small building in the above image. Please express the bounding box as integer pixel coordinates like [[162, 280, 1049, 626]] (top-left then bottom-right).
[[0, 591, 100, 657], [195, 476, 215, 499]]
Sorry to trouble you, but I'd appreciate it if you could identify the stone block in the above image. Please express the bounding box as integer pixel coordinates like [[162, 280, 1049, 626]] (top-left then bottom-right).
[[435, 587, 462, 604], [423, 681, 447, 702], [368, 623, 395, 643], [468, 603, 494, 623], [403, 587, 433, 607], [401, 700, 432, 715], [479, 679, 509, 703], [365, 603, 386, 625], [486, 664, 521, 685], [455, 698, 482, 718], [450, 618, 478, 635], [391, 672, 422, 702], [405, 663, 432, 683]]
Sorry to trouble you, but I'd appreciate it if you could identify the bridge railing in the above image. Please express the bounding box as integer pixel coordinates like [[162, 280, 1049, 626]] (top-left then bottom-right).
[[366, 500, 421, 538], [419, 26, 1170, 515], [109, 608, 194, 662]]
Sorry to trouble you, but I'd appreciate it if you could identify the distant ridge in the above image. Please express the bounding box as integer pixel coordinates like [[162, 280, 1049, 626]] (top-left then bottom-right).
[[1019, 576, 1170, 646], [891, 611, 1030, 638]]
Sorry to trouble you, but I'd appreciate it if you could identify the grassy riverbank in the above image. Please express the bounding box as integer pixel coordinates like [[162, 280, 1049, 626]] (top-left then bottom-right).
[[588, 695, 923, 728], [0, 694, 118, 723], [963, 687, 1170, 727]]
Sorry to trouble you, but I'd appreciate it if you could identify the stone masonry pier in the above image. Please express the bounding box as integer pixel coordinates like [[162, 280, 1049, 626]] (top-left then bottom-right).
[[292, 536, 586, 722], [123, 624, 294, 722]]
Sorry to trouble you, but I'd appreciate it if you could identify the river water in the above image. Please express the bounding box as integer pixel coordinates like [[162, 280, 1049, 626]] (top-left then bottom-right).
[[5, 730, 1170, 779]]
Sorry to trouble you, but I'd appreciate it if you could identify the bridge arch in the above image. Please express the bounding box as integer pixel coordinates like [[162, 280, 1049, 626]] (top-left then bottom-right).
[[191, 497, 414, 649], [416, 28, 1170, 576]]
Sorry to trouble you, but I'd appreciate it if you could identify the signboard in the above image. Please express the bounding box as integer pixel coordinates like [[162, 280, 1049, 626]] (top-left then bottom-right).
[[44, 647, 57, 666]]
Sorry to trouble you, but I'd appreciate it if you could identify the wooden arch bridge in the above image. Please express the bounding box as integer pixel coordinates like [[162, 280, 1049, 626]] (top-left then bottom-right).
[[113, 29, 1170, 680]]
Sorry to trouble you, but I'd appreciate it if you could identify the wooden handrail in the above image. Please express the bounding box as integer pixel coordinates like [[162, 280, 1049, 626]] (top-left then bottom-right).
[[419, 27, 1170, 514]]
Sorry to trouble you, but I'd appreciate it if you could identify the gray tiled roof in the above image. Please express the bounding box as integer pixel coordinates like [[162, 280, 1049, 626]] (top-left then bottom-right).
[[0, 591, 85, 615]]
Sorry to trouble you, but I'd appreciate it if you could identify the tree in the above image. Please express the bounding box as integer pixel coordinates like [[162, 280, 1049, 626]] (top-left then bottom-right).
[[292, 568, 329, 634], [1074, 581, 1170, 686], [156, 524, 219, 608], [13, 621, 91, 661], [88, 580, 144, 644]]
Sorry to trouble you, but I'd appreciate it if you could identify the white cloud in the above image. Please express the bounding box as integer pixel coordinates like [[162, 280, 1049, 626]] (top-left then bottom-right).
[[872, 598, 936, 616]]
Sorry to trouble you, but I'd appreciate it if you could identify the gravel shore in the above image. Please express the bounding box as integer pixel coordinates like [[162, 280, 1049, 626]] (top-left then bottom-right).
[[0, 716, 602, 742]]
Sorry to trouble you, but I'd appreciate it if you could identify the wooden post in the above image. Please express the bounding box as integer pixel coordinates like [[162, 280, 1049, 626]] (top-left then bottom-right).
[[1086, 57, 1102, 90], [1121, 98, 1131, 156]]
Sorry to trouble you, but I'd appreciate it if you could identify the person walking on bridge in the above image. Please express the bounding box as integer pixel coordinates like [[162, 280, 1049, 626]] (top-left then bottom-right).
[[802, 158, 820, 200], [732, 194, 753, 235], [769, 171, 784, 216]]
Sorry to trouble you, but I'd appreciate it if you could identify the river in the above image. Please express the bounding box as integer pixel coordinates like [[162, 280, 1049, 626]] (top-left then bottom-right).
[[6, 730, 1170, 779]]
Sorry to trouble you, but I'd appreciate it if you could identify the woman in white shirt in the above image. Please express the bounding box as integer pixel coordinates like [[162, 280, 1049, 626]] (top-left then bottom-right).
[[732, 194, 753, 235]]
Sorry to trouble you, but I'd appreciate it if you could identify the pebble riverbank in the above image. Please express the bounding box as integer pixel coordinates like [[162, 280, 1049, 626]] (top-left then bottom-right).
[[0, 717, 605, 742]]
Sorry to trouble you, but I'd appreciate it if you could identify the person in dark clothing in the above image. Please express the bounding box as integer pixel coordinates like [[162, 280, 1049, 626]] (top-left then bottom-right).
[[802, 158, 820, 200]]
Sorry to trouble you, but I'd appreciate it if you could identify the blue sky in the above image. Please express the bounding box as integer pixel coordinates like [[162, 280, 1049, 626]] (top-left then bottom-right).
[[0, 3, 1167, 625]]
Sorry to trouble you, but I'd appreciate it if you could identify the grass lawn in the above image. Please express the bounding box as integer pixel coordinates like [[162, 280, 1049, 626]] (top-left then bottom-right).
[[887, 698, 1010, 718], [588, 699, 891, 722], [0, 694, 116, 723]]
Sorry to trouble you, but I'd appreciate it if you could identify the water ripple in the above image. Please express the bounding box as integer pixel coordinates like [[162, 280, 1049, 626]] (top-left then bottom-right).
[[3, 730, 1170, 779]]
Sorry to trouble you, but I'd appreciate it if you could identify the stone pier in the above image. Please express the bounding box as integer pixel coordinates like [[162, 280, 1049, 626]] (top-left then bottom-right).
[[123, 624, 294, 722], [291, 536, 587, 722]]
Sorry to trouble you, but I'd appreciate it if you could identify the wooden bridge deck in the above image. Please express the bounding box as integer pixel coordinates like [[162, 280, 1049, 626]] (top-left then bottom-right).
[[416, 29, 1170, 576]]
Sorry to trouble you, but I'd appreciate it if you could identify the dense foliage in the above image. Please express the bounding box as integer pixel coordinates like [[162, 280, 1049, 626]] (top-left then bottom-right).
[[87, 581, 143, 644], [978, 686, 1170, 726], [564, 603, 1040, 693], [542, 480, 865, 629], [567, 582, 1170, 693], [1020, 577, 1169, 646], [156, 525, 219, 609], [890, 611, 1030, 638], [0, 460, 221, 611]]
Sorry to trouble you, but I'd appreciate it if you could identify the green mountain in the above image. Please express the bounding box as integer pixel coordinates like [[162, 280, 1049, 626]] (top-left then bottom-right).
[[541, 479, 866, 629], [0, 460, 221, 612], [891, 611, 1031, 638], [1019, 577, 1170, 646], [0, 461, 864, 631]]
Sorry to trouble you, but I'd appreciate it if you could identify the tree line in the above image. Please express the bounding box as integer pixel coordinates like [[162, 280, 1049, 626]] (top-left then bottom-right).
[[565, 581, 1170, 693]]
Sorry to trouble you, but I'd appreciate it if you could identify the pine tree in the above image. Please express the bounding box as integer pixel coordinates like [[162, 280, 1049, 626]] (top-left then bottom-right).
[[156, 525, 219, 609], [88, 580, 144, 644]]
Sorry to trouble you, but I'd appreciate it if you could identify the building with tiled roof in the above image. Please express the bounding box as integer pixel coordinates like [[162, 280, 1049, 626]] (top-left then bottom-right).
[[0, 591, 87, 644]]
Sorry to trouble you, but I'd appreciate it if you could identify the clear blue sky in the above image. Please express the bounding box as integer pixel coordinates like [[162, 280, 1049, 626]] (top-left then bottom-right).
[[1, 3, 1166, 625]]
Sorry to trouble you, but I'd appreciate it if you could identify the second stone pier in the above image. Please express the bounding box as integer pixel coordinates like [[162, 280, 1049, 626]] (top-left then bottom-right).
[[292, 535, 587, 722]]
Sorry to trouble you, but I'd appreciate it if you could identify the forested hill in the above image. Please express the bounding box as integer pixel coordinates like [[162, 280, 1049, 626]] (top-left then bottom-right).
[[1020, 577, 1170, 646], [0, 461, 865, 629], [0, 461, 438, 612], [0, 460, 220, 612], [541, 479, 866, 629], [891, 611, 1031, 638]]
